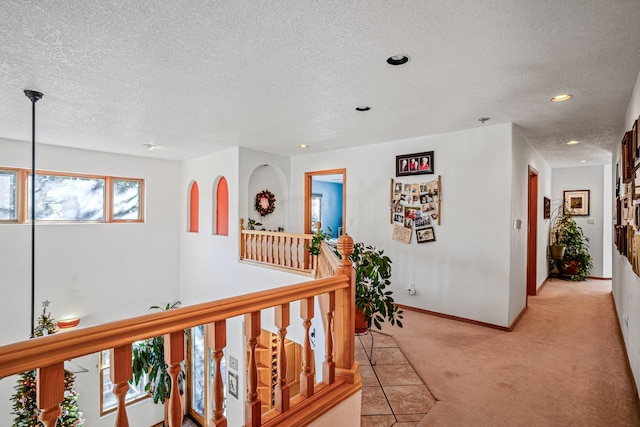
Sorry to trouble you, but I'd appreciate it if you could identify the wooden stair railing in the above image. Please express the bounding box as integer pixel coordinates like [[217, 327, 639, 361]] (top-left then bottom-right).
[[0, 235, 360, 427], [239, 219, 319, 275]]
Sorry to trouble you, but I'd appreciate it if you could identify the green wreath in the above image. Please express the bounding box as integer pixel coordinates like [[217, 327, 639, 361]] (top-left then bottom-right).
[[255, 190, 276, 217]]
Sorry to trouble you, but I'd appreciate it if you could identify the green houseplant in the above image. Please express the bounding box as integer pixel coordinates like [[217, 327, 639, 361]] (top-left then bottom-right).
[[350, 242, 403, 331], [131, 301, 185, 420], [549, 206, 593, 281]]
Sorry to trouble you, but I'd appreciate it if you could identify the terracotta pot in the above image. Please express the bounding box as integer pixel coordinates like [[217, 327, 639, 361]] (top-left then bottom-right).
[[558, 259, 581, 276], [355, 308, 369, 334]]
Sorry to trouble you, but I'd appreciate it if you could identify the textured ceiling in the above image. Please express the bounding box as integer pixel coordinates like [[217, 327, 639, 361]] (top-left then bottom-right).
[[1, 1, 640, 167]]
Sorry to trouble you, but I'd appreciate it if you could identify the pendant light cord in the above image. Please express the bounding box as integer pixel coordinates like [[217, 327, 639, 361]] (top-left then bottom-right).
[[24, 90, 43, 339]]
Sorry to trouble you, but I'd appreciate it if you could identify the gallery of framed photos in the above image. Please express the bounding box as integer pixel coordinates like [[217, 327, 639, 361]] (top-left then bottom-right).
[[616, 116, 640, 274], [390, 150, 441, 244]]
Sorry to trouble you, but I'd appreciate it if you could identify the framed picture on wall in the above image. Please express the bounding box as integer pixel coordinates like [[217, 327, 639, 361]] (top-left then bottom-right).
[[416, 227, 436, 243], [543, 197, 551, 219], [563, 190, 590, 216], [396, 151, 434, 177]]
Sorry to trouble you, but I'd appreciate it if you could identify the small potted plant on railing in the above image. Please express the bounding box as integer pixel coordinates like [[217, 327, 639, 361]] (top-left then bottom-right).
[[350, 242, 403, 332]]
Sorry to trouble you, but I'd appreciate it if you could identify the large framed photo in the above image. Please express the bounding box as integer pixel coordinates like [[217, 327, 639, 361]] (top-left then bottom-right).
[[563, 190, 590, 216], [396, 151, 434, 177], [416, 227, 436, 243]]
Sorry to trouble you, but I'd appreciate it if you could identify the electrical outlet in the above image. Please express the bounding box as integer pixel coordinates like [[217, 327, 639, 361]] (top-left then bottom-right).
[[229, 355, 238, 371]]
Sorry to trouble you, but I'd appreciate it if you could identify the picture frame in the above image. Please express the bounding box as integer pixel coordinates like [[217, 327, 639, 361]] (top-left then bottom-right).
[[563, 190, 590, 216], [416, 227, 436, 243], [396, 151, 434, 177], [543, 197, 551, 219], [228, 371, 239, 399]]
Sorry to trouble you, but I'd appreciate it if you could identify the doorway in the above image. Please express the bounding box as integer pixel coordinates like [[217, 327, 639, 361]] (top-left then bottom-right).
[[527, 166, 538, 297], [304, 169, 346, 237]]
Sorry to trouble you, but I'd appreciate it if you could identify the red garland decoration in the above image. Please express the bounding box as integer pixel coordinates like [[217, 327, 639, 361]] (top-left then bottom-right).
[[255, 190, 276, 217]]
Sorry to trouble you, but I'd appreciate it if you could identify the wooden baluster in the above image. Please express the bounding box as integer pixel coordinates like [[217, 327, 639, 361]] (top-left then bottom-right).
[[293, 237, 299, 269], [323, 291, 336, 385], [37, 362, 64, 427], [111, 345, 133, 427], [300, 297, 315, 398], [274, 235, 281, 266], [165, 331, 185, 427], [208, 321, 227, 427], [245, 312, 261, 427], [250, 234, 256, 261], [259, 234, 264, 262], [274, 303, 290, 412], [267, 235, 272, 264], [286, 237, 292, 268]]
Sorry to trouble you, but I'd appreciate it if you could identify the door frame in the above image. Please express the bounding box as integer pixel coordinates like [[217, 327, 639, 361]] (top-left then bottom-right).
[[304, 168, 346, 235], [527, 166, 538, 297]]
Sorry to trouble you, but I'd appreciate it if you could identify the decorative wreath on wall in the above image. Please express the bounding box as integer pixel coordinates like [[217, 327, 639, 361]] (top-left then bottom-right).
[[255, 189, 276, 217]]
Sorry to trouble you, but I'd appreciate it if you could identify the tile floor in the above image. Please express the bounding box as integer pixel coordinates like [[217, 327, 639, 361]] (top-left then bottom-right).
[[356, 331, 436, 427]]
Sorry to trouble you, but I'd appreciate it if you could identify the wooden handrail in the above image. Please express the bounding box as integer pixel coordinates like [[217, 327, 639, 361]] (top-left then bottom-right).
[[0, 234, 361, 427], [0, 276, 349, 379]]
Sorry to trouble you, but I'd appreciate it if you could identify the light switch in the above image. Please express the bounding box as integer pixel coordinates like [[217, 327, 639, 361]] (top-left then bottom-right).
[[587, 218, 596, 224]]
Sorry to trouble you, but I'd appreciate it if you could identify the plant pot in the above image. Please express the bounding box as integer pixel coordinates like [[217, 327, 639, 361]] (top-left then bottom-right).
[[355, 308, 369, 334], [558, 259, 581, 276], [549, 245, 566, 260]]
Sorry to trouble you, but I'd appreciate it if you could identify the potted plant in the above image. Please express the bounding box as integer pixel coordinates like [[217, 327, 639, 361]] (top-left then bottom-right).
[[349, 242, 403, 332], [549, 206, 593, 281], [131, 301, 185, 425]]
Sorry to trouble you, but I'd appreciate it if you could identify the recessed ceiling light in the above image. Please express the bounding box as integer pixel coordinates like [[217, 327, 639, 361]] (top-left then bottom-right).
[[299, 144, 309, 148], [386, 55, 410, 66], [567, 140, 580, 145], [551, 94, 572, 102], [355, 106, 371, 111], [142, 143, 156, 150], [579, 160, 588, 163]]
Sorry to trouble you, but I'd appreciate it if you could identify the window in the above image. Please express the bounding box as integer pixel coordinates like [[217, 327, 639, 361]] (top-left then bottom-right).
[[0, 167, 144, 223], [0, 170, 17, 220], [100, 348, 149, 415]]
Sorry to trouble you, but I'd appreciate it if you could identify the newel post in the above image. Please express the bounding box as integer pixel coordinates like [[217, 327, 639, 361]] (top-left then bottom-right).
[[334, 234, 358, 383], [239, 218, 245, 261]]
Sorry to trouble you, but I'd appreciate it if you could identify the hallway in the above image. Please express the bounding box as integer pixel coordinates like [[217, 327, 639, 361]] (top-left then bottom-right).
[[372, 278, 640, 426]]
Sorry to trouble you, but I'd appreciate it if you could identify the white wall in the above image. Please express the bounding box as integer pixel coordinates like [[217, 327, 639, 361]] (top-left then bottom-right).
[[0, 138, 181, 426], [552, 165, 609, 278], [613, 70, 640, 398], [290, 124, 516, 327], [510, 126, 552, 321]]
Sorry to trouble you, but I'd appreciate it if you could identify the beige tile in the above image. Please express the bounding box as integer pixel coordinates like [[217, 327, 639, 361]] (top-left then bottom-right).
[[395, 413, 427, 422], [355, 346, 370, 364], [374, 364, 423, 386], [393, 423, 419, 427], [360, 414, 396, 427], [360, 363, 380, 386], [383, 385, 436, 414], [361, 386, 393, 415], [370, 347, 409, 365]]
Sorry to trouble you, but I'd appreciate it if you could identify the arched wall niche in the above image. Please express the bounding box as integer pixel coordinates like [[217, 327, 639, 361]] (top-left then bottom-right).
[[212, 176, 229, 236], [188, 180, 199, 233], [247, 164, 288, 231]]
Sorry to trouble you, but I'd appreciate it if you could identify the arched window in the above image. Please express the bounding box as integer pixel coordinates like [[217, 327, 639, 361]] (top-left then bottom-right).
[[189, 181, 199, 232], [214, 177, 229, 236]]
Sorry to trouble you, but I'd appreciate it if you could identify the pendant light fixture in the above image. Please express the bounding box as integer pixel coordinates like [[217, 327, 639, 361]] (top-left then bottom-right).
[[24, 89, 43, 339]]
